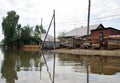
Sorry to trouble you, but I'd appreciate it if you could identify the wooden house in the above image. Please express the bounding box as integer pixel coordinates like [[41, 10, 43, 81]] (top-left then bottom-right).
[[89, 26, 120, 49]]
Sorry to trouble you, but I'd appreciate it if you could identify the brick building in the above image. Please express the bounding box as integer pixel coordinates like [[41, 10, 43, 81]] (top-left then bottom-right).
[[89, 25, 120, 49]]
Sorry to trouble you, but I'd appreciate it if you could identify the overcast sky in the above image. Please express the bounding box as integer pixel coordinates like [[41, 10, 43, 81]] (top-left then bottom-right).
[[0, 0, 120, 41]]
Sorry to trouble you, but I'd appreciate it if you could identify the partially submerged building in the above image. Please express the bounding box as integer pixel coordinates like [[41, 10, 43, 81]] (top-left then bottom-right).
[[89, 27, 120, 49], [63, 24, 104, 48], [41, 33, 60, 49], [62, 24, 120, 49]]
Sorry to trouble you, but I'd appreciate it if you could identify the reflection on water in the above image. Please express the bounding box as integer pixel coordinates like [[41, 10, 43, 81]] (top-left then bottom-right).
[[90, 56, 120, 75], [0, 48, 120, 83], [58, 54, 120, 75]]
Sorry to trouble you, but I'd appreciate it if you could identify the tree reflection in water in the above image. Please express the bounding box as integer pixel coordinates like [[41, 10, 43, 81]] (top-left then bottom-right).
[[1, 49, 56, 83], [1, 50, 18, 83], [1, 49, 42, 83]]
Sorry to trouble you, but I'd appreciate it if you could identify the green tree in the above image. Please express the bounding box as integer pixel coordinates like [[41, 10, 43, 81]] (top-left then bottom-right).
[[13, 24, 22, 48], [34, 25, 41, 38], [2, 10, 19, 47], [34, 25, 41, 44], [20, 25, 33, 45], [39, 24, 46, 33], [2, 10, 47, 48], [33, 25, 46, 44], [34, 25, 46, 36]]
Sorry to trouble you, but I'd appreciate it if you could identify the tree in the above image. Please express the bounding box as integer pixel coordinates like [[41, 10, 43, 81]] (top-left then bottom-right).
[[34, 25, 40, 38], [2, 10, 19, 47], [34, 25, 46, 36], [13, 24, 22, 48], [39, 24, 46, 33], [33, 25, 46, 44], [2, 10, 47, 48], [20, 25, 33, 45]]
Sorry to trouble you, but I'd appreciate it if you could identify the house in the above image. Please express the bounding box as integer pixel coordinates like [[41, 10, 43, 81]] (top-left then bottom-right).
[[107, 35, 120, 49], [89, 26, 120, 49], [63, 24, 104, 48], [41, 33, 60, 49], [65, 24, 103, 37]]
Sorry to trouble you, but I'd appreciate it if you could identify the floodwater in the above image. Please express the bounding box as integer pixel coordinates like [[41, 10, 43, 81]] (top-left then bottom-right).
[[0, 48, 120, 83]]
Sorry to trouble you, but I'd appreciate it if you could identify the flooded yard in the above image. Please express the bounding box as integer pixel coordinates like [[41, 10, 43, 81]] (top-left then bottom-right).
[[0, 48, 120, 83]]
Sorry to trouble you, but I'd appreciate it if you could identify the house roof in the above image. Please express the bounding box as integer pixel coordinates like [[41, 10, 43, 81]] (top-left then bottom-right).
[[41, 33, 59, 42], [91, 27, 120, 32], [64, 24, 103, 37]]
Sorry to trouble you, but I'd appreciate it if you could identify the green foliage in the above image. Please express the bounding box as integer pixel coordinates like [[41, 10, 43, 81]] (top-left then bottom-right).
[[20, 25, 33, 44], [33, 25, 46, 44], [2, 10, 46, 48], [34, 25, 46, 34], [39, 24, 46, 33], [2, 10, 19, 47], [12, 24, 21, 46]]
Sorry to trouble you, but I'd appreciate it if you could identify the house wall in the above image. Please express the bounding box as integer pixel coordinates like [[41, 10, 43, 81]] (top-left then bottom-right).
[[91, 28, 120, 37], [110, 29, 120, 35], [90, 28, 120, 49]]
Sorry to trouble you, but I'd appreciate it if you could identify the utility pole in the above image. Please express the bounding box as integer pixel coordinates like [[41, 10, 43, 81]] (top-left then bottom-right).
[[52, 9, 56, 83], [41, 14, 54, 49], [40, 10, 56, 83], [87, 1, 91, 83], [53, 10, 56, 50], [87, 0, 91, 35]]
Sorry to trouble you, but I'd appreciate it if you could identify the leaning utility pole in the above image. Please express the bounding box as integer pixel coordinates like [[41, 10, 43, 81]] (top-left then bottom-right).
[[87, 0, 91, 35]]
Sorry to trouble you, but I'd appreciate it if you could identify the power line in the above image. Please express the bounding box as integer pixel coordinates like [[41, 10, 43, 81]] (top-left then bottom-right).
[[56, 13, 120, 24], [42, 9, 120, 28]]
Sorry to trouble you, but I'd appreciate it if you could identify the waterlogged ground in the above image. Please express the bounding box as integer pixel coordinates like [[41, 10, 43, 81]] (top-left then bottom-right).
[[0, 48, 120, 83]]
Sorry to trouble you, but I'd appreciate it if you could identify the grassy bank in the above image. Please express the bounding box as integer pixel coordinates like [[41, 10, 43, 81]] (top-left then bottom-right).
[[53, 49, 120, 56]]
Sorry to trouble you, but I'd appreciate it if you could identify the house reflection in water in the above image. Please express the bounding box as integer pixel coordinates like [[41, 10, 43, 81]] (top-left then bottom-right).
[[58, 54, 120, 75], [89, 56, 120, 75]]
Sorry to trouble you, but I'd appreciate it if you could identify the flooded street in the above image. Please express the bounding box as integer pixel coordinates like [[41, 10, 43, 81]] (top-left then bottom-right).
[[0, 48, 120, 83]]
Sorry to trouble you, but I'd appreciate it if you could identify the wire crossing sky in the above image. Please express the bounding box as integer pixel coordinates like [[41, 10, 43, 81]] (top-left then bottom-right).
[[0, 0, 120, 41]]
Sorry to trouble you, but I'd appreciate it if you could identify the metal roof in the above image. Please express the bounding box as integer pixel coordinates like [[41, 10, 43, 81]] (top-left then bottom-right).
[[65, 24, 102, 37]]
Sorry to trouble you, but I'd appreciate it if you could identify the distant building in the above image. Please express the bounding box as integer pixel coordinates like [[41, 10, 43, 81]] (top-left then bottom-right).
[[41, 33, 60, 49], [63, 24, 104, 48], [65, 24, 103, 37], [89, 26, 120, 49]]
